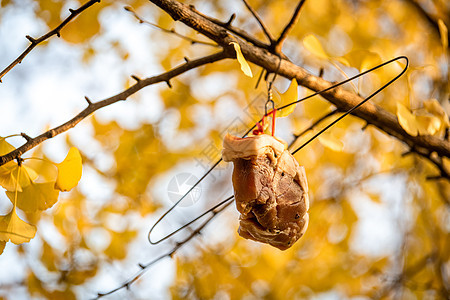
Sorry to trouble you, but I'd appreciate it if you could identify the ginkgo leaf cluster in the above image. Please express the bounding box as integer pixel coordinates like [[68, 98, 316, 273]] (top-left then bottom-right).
[[0, 138, 82, 250], [396, 100, 449, 137]]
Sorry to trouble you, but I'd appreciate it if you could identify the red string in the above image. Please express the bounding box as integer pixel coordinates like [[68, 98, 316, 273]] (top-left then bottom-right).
[[252, 118, 264, 135], [252, 109, 277, 136]]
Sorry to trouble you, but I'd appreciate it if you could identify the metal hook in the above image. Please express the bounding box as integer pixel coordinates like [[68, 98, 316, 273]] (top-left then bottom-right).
[[265, 98, 275, 116]]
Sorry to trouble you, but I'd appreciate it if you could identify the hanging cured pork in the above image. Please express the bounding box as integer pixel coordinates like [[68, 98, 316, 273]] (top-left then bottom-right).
[[222, 133, 309, 250]]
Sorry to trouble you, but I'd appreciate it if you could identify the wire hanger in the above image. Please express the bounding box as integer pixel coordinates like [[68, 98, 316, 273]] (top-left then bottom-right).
[[147, 55, 409, 245]]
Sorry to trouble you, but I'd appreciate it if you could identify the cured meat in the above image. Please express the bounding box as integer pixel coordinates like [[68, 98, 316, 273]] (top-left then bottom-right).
[[222, 133, 309, 250]]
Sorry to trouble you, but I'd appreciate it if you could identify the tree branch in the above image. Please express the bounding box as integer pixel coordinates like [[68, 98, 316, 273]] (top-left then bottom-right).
[[149, 0, 450, 163], [0, 0, 101, 83], [241, 0, 274, 43], [189, 5, 270, 50], [273, 0, 307, 54], [0, 51, 230, 166]]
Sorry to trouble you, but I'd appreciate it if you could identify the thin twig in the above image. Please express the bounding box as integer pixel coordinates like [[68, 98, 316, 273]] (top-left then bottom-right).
[[409, 146, 450, 179], [124, 6, 218, 47], [273, 0, 307, 54], [188, 5, 290, 61], [0, 0, 101, 82], [375, 252, 437, 299], [291, 109, 338, 140], [241, 0, 274, 43], [189, 5, 270, 49], [95, 197, 234, 299], [0, 51, 230, 166]]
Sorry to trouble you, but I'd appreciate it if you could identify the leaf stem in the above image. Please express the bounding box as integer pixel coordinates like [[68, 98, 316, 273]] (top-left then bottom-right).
[[22, 157, 55, 166], [0, 0, 101, 82], [2, 134, 21, 140]]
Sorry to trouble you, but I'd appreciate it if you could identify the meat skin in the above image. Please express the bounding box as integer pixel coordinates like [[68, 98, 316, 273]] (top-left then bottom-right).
[[222, 133, 309, 250]]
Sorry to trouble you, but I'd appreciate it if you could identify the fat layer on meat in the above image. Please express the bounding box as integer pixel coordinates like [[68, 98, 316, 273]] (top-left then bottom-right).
[[222, 133, 309, 250]]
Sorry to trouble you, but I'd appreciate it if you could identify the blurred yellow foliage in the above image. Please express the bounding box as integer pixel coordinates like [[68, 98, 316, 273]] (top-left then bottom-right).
[[0, 0, 449, 299]]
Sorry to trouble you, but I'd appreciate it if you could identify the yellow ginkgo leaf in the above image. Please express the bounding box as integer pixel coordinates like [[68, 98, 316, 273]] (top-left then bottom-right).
[[317, 131, 344, 151], [443, 157, 450, 173], [0, 164, 36, 192], [416, 113, 441, 136], [23, 166, 38, 181], [423, 99, 450, 127], [438, 19, 448, 49], [0, 162, 19, 191], [0, 137, 15, 155], [0, 207, 36, 244], [0, 241, 5, 255], [61, 3, 102, 44], [41, 241, 57, 271], [396, 102, 419, 136], [17, 166, 36, 190], [6, 182, 60, 212], [276, 79, 298, 118], [54, 147, 82, 192], [230, 42, 253, 77], [344, 50, 381, 72], [0, 137, 19, 190], [360, 53, 382, 72], [303, 34, 328, 60]]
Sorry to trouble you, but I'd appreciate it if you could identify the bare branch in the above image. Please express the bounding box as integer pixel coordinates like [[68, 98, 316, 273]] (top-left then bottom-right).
[[124, 6, 218, 47], [273, 0, 307, 53], [0, 0, 101, 82], [0, 51, 230, 166], [241, 0, 274, 43], [84, 96, 93, 105]]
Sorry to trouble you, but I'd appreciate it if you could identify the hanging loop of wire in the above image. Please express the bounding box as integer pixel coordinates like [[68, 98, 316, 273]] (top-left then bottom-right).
[[147, 55, 409, 246], [265, 99, 276, 136]]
